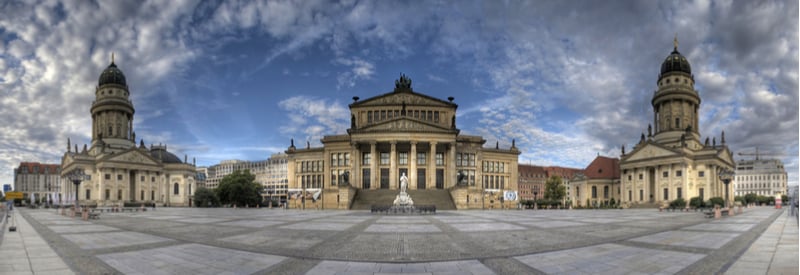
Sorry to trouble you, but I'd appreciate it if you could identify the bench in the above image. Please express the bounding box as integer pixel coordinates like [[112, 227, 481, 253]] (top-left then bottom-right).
[[88, 213, 100, 219], [703, 209, 729, 218]]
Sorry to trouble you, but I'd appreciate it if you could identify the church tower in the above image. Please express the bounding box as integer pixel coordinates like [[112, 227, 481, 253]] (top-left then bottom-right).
[[652, 36, 701, 147], [619, 37, 735, 208], [90, 53, 135, 152]]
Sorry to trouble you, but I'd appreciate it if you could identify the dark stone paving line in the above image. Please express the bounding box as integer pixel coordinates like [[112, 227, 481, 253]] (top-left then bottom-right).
[[617, 239, 716, 255], [676, 210, 783, 275]]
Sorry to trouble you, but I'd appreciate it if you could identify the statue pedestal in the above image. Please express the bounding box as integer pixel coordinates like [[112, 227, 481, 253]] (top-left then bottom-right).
[[393, 192, 414, 206]]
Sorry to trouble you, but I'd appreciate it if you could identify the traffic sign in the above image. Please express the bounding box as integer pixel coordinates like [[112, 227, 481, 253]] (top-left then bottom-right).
[[5, 192, 23, 199]]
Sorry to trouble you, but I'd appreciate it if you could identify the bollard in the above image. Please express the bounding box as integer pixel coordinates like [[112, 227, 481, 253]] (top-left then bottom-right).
[[714, 205, 721, 219]]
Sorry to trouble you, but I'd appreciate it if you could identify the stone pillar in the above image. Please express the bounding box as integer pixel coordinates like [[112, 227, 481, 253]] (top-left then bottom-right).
[[370, 142, 377, 190], [352, 143, 360, 188], [447, 142, 456, 188], [390, 141, 397, 190], [429, 141, 437, 189], [410, 141, 417, 190]]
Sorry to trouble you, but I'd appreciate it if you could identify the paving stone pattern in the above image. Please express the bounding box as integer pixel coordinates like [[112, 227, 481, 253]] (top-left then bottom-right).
[[7, 206, 793, 274]]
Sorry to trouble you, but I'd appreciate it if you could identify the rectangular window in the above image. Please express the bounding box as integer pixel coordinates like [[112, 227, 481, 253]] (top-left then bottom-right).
[[380, 153, 390, 165], [344, 153, 350, 166], [456, 154, 462, 167], [628, 190, 632, 201], [338, 153, 344, 166], [105, 174, 111, 180], [331, 170, 338, 186], [381, 110, 386, 120], [640, 189, 643, 201], [604, 186, 609, 198], [331, 154, 338, 167], [663, 188, 669, 200], [662, 171, 668, 178], [118, 190, 123, 200], [417, 153, 426, 165], [387, 110, 393, 119], [151, 190, 155, 200], [86, 189, 91, 200], [105, 189, 110, 200], [414, 110, 419, 119], [699, 188, 704, 200], [435, 153, 444, 166], [367, 111, 373, 123], [676, 170, 682, 177], [628, 175, 632, 181], [427, 111, 433, 121], [363, 152, 371, 165], [699, 171, 705, 177], [140, 176, 145, 182], [639, 174, 643, 180], [434, 111, 439, 122], [151, 176, 155, 182], [592, 186, 597, 198], [677, 187, 682, 199], [141, 190, 145, 201], [469, 154, 475, 167], [399, 152, 408, 165]]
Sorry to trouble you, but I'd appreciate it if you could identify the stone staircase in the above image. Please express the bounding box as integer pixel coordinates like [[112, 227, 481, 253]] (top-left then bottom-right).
[[350, 189, 457, 210]]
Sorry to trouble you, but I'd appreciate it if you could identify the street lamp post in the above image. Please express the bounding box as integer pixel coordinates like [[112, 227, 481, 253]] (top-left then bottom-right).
[[719, 169, 735, 209], [66, 168, 86, 211], [533, 186, 539, 210]]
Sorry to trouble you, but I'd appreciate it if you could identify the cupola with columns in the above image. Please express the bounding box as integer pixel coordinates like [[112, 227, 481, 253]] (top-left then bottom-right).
[[651, 36, 701, 147], [90, 53, 136, 153]]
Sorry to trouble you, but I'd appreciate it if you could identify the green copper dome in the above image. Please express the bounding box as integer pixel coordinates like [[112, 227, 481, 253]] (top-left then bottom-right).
[[98, 62, 127, 86], [660, 49, 692, 75]]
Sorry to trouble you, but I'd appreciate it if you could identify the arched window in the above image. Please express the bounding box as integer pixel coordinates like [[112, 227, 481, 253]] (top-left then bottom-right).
[[173, 183, 179, 195]]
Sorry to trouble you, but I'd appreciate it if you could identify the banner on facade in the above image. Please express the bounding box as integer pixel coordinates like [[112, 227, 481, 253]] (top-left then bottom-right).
[[503, 191, 518, 201]]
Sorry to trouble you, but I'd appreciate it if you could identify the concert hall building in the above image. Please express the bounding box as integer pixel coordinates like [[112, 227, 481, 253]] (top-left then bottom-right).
[[285, 75, 520, 210]]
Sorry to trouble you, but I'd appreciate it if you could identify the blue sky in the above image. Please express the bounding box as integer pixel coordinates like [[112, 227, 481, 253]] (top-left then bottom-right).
[[1, 0, 797, 187]]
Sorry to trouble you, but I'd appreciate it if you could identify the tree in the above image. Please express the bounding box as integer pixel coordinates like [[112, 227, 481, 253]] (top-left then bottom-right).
[[543, 176, 566, 203], [744, 193, 758, 205], [193, 187, 220, 207], [216, 170, 261, 207]]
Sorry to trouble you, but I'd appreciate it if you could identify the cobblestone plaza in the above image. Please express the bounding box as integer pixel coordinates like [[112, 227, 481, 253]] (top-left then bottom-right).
[[2, 207, 794, 274]]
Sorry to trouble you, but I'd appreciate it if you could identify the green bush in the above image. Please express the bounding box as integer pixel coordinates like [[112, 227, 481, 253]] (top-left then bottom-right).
[[669, 198, 686, 208], [744, 193, 758, 204], [689, 197, 705, 208], [194, 187, 220, 207], [609, 198, 616, 207], [708, 197, 725, 207], [734, 196, 744, 203]]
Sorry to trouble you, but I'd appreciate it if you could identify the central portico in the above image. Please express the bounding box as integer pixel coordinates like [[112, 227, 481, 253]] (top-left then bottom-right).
[[286, 75, 520, 209]]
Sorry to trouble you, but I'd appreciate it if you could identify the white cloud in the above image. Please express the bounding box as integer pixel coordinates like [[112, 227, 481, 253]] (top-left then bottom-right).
[[278, 95, 349, 145]]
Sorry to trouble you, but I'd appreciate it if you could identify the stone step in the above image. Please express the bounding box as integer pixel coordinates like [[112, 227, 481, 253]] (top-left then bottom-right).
[[350, 189, 456, 210]]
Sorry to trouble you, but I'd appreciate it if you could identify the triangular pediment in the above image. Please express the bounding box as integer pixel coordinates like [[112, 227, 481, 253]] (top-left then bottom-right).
[[352, 90, 455, 108], [623, 143, 680, 162], [103, 149, 159, 165], [354, 117, 456, 133], [717, 147, 735, 166]]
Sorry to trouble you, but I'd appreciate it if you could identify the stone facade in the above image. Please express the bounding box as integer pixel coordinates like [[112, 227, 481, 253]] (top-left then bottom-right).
[[60, 57, 196, 207], [570, 156, 620, 207], [286, 75, 520, 209], [734, 159, 788, 197], [619, 39, 735, 208], [14, 162, 62, 200]]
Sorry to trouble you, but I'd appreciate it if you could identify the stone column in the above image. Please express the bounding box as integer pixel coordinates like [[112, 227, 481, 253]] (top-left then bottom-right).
[[410, 141, 417, 190], [370, 142, 378, 190], [352, 143, 360, 188], [429, 141, 437, 189], [447, 142, 456, 188], [390, 141, 397, 190]]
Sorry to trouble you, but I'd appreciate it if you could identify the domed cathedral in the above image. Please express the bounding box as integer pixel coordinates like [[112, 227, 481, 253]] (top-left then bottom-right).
[[286, 74, 521, 210], [619, 37, 735, 208], [60, 54, 197, 207]]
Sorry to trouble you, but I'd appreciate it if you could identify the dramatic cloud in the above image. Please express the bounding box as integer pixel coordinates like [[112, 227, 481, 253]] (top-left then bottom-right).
[[0, 0, 796, 188]]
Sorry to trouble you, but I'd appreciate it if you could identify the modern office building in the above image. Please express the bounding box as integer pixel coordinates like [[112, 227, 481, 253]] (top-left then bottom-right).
[[285, 74, 521, 209], [734, 159, 788, 196], [60, 56, 197, 207], [619, 38, 735, 208], [13, 162, 62, 200]]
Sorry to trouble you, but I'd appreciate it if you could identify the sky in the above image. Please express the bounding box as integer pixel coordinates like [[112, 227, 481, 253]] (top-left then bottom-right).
[[0, 0, 798, 188]]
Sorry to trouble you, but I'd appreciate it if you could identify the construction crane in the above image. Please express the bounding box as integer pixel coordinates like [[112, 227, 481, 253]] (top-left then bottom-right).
[[737, 147, 786, 160]]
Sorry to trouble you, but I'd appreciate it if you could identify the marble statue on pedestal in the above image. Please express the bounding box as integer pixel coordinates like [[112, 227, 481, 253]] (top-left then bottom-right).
[[393, 172, 414, 206]]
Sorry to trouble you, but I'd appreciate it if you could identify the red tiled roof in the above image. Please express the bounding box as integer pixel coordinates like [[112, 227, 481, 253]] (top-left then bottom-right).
[[582, 156, 620, 179]]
